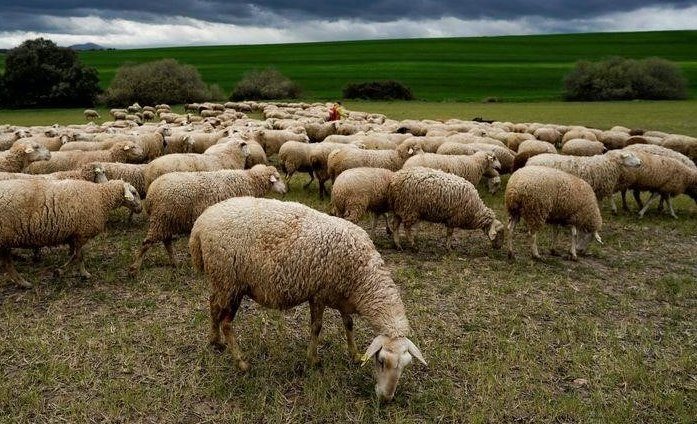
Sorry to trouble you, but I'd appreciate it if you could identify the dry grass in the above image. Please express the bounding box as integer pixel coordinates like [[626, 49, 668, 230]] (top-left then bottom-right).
[[1, 170, 695, 422]]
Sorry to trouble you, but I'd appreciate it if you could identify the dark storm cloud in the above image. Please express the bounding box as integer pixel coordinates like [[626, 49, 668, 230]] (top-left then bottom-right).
[[0, 0, 695, 31]]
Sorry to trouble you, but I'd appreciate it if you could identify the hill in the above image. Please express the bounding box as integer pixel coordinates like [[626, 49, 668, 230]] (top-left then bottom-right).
[[68, 43, 107, 51], [1, 31, 696, 101]]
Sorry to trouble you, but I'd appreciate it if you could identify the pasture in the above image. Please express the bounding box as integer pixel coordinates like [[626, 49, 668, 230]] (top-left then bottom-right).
[[0, 101, 696, 422], [1, 30, 697, 101]]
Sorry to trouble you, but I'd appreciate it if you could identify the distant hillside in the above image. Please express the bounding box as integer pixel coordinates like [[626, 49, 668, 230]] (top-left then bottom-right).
[[1, 31, 696, 101], [69, 43, 107, 51]]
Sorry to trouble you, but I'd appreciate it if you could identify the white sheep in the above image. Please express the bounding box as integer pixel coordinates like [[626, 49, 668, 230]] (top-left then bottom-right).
[[0, 140, 51, 172], [388, 166, 504, 251], [189, 196, 426, 402], [330, 167, 394, 236]]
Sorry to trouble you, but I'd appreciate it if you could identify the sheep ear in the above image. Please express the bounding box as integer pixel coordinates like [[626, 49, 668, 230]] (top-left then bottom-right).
[[488, 220, 502, 240], [123, 185, 135, 201], [123, 145, 131, 150], [24, 147, 35, 153], [408, 147, 414, 154], [269, 175, 278, 183], [404, 338, 427, 366], [361, 335, 389, 366]]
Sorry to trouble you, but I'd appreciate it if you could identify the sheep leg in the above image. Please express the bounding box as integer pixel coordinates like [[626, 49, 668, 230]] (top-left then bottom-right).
[[666, 196, 678, 219], [307, 300, 325, 367], [75, 245, 91, 279], [391, 216, 403, 250], [302, 172, 315, 189], [384, 214, 393, 235], [208, 295, 226, 351], [32, 248, 43, 263], [569, 226, 578, 261], [220, 296, 249, 371], [318, 178, 327, 200], [609, 194, 618, 215], [621, 190, 630, 212], [638, 193, 659, 218], [129, 239, 155, 274], [370, 213, 378, 238], [163, 238, 176, 267], [507, 216, 519, 259], [340, 312, 361, 363], [445, 227, 454, 250], [549, 225, 560, 256], [530, 231, 541, 260], [633, 190, 644, 210], [1, 249, 32, 289], [404, 221, 418, 251], [284, 170, 295, 185], [657, 196, 665, 212]]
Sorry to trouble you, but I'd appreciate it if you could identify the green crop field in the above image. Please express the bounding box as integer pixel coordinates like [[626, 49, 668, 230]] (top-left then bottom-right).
[[1, 30, 696, 101]]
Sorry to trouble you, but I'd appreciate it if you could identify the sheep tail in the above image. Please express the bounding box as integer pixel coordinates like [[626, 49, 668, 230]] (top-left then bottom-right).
[[189, 231, 205, 272]]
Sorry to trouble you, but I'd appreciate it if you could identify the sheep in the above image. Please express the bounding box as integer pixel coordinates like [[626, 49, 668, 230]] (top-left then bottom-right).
[[0, 141, 51, 172], [305, 121, 338, 142], [330, 167, 394, 236], [0, 129, 30, 151], [327, 139, 423, 181], [661, 135, 697, 162], [505, 166, 603, 261], [533, 127, 562, 145], [186, 129, 230, 154], [252, 129, 309, 156], [388, 166, 505, 251], [616, 151, 697, 218], [0, 179, 141, 288], [129, 165, 287, 273], [142, 111, 155, 121], [134, 126, 172, 160], [84, 109, 100, 120], [0, 163, 107, 183], [504, 132, 535, 152], [512, 140, 556, 170], [402, 151, 501, 188], [189, 196, 426, 401], [25, 134, 71, 151], [435, 142, 515, 174], [526, 150, 642, 214], [562, 129, 597, 144], [308, 142, 364, 199], [142, 139, 250, 191], [277, 141, 316, 186], [598, 131, 630, 150], [243, 140, 268, 168], [25, 141, 144, 174], [560, 139, 607, 156], [60, 138, 122, 152]]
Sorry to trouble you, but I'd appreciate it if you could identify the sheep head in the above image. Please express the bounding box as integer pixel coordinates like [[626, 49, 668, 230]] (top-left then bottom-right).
[[22, 142, 51, 162], [362, 335, 426, 402], [122, 183, 142, 214], [486, 219, 505, 249], [615, 151, 642, 168]]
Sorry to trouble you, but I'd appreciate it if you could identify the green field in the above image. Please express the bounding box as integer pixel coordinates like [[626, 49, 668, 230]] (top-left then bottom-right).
[[1, 31, 696, 101], [1, 101, 696, 422]]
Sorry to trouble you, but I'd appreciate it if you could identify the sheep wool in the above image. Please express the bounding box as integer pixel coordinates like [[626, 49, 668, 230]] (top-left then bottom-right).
[[0, 141, 51, 172], [388, 166, 504, 250], [505, 166, 602, 261], [130, 165, 287, 273], [0, 179, 141, 288], [330, 167, 394, 236], [402, 151, 500, 187], [189, 196, 425, 401]]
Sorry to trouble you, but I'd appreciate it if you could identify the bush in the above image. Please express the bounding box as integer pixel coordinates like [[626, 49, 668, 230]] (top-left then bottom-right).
[[343, 80, 414, 100], [230, 68, 301, 101], [0, 38, 101, 108], [564, 57, 688, 101], [100, 59, 219, 107]]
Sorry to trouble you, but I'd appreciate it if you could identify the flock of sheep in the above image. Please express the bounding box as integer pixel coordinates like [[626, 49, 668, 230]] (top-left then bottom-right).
[[1, 100, 696, 401]]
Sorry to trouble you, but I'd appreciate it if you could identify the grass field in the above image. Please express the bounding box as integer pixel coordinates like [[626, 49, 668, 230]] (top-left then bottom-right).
[[1, 102, 696, 422], [1, 31, 696, 101]]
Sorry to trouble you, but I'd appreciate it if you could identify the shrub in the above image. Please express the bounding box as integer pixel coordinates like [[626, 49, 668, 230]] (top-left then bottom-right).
[[230, 68, 301, 101], [0, 38, 101, 108], [343, 80, 414, 100], [564, 57, 688, 101], [101, 59, 219, 107]]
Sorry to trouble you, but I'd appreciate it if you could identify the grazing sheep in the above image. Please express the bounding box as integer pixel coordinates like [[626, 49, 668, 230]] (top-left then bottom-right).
[[189, 196, 426, 402], [84, 109, 100, 120], [25, 141, 144, 174], [512, 140, 556, 170], [243, 140, 268, 168], [308, 142, 364, 199], [526, 150, 642, 214], [402, 151, 501, 188], [130, 165, 287, 273], [142, 139, 250, 191], [278, 141, 316, 186], [327, 139, 423, 181], [252, 129, 309, 156], [505, 166, 603, 261], [305, 121, 339, 142], [533, 127, 562, 145], [436, 142, 515, 174], [330, 167, 394, 236], [0, 179, 141, 288], [560, 139, 606, 156], [388, 167, 505, 251], [0, 141, 51, 172]]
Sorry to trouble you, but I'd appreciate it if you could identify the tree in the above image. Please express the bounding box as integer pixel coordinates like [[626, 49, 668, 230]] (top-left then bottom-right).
[[0, 38, 101, 108], [343, 80, 414, 100], [230, 68, 301, 101], [100, 59, 222, 106]]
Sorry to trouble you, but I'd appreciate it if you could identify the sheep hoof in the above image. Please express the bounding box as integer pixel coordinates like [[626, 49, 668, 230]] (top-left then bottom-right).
[[237, 360, 250, 372], [532, 254, 542, 261], [209, 341, 226, 352], [569, 254, 579, 261]]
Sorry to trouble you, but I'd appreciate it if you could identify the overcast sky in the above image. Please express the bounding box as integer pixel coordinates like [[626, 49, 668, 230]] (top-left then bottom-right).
[[0, 1, 695, 49]]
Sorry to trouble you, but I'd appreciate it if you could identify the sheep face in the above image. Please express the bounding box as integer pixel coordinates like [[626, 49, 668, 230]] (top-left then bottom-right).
[[362, 335, 426, 402], [486, 219, 505, 249], [92, 165, 108, 183], [122, 142, 145, 162], [122, 183, 143, 214], [25, 143, 51, 162], [576, 231, 603, 254], [487, 176, 502, 194], [269, 172, 287, 195], [616, 151, 642, 168]]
